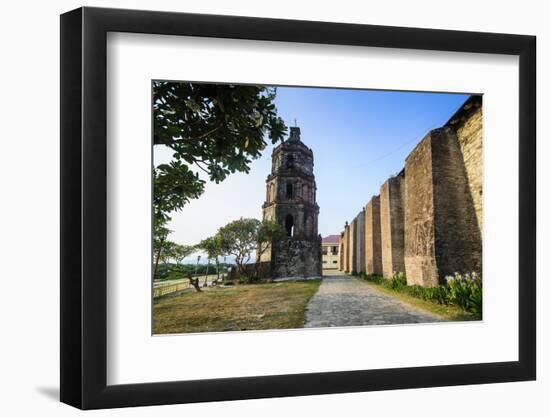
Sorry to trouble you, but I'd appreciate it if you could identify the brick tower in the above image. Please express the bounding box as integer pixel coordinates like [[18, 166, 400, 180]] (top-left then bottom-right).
[[260, 126, 322, 278]]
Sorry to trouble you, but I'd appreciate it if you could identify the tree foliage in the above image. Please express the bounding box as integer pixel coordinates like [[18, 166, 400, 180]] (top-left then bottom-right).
[[153, 222, 171, 279], [153, 81, 287, 223], [257, 220, 286, 256], [172, 244, 197, 266], [153, 161, 205, 224], [254, 219, 286, 280], [218, 218, 285, 278], [153, 217, 285, 286], [198, 235, 226, 283], [218, 218, 259, 275], [198, 235, 225, 261]]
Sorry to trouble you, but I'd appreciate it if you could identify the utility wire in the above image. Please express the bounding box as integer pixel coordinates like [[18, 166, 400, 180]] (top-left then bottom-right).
[[354, 124, 439, 168]]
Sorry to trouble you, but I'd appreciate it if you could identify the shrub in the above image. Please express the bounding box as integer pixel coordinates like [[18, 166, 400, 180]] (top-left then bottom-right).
[[155, 263, 170, 279], [364, 274, 385, 284], [445, 272, 482, 317], [428, 285, 450, 304], [364, 271, 482, 318], [388, 272, 407, 290], [155, 263, 234, 280], [238, 275, 256, 285], [399, 284, 443, 304]]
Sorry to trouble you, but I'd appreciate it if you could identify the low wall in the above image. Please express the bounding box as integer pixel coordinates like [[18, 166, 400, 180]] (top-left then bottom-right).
[[227, 262, 273, 281], [153, 281, 190, 298]]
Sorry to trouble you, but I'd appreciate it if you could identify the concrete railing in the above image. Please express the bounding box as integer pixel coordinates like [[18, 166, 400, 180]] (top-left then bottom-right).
[[153, 281, 190, 298], [153, 274, 224, 298]]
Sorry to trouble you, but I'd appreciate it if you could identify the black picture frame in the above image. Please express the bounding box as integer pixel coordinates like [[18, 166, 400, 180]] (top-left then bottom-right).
[[60, 6, 536, 410]]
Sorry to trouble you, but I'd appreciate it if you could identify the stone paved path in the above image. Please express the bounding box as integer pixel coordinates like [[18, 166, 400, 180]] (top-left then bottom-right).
[[305, 274, 444, 327]]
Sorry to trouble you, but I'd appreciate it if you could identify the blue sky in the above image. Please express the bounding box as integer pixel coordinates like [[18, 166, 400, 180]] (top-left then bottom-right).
[[159, 86, 469, 256], [273, 86, 468, 236]]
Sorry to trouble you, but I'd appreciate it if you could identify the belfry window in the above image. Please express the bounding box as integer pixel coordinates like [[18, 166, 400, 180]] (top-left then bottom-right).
[[284, 214, 294, 237], [286, 183, 293, 199]]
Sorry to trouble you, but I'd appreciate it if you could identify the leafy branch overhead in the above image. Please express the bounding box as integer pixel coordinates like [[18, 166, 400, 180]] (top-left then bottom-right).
[[153, 81, 287, 223], [153, 160, 205, 223]]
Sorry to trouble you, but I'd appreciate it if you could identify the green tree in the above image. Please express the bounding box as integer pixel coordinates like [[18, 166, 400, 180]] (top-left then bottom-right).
[[198, 235, 225, 284], [255, 220, 286, 278], [189, 255, 202, 292], [153, 161, 205, 224], [159, 240, 177, 265], [153, 81, 287, 224], [172, 244, 196, 268], [218, 218, 259, 276], [169, 243, 199, 291], [153, 222, 171, 279], [218, 218, 285, 280]]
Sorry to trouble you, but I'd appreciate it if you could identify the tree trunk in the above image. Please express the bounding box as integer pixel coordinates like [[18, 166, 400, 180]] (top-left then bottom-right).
[[190, 257, 201, 292], [194, 258, 199, 276], [236, 255, 246, 277], [189, 277, 202, 292], [215, 257, 220, 282], [253, 258, 260, 281], [203, 261, 210, 287], [153, 235, 166, 279]]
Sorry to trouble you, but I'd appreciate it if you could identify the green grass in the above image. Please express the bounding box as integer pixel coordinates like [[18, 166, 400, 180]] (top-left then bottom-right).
[[153, 280, 321, 334], [364, 280, 478, 321]]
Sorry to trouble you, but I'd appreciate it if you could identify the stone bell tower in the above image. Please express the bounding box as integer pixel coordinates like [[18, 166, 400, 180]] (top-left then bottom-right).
[[260, 126, 322, 278]]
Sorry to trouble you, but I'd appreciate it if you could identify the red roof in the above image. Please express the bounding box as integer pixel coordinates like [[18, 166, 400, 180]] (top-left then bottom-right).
[[322, 235, 340, 244]]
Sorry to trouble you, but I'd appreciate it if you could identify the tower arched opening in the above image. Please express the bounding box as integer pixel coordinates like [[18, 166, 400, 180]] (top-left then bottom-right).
[[286, 183, 293, 199], [284, 214, 294, 237]]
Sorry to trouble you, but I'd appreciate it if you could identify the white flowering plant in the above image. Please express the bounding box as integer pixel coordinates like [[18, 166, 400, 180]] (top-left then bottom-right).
[[445, 272, 482, 317]]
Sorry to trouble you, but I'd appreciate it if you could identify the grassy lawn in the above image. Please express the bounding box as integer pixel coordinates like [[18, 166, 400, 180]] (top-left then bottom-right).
[[153, 280, 321, 334], [365, 281, 478, 322]]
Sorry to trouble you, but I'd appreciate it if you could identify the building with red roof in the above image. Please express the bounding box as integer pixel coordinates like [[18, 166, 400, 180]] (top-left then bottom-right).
[[322, 235, 340, 270]]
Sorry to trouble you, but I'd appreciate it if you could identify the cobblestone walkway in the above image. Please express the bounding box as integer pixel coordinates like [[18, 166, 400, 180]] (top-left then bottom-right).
[[305, 274, 444, 327]]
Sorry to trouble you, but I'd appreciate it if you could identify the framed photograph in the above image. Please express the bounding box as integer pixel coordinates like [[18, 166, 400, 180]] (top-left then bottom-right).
[[60, 6, 536, 409]]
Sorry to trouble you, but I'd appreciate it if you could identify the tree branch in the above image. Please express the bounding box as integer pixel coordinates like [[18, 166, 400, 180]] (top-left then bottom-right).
[[156, 124, 223, 147]]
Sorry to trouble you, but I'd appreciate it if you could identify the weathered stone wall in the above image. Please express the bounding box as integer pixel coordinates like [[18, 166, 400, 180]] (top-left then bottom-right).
[[341, 223, 349, 272], [404, 126, 482, 286], [355, 209, 366, 274], [339, 232, 345, 271], [431, 128, 482, 279], [228, 262, 272, 281], [349, 218, 356, 274], [272, 237, 322, 278], [451, 98, 483, 236], [404, 130, 439, 286], [345, 223, 351, 273], [338, 95, 482, 287], [380, 175, 405, 278], [364, 196, 383, 275]]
